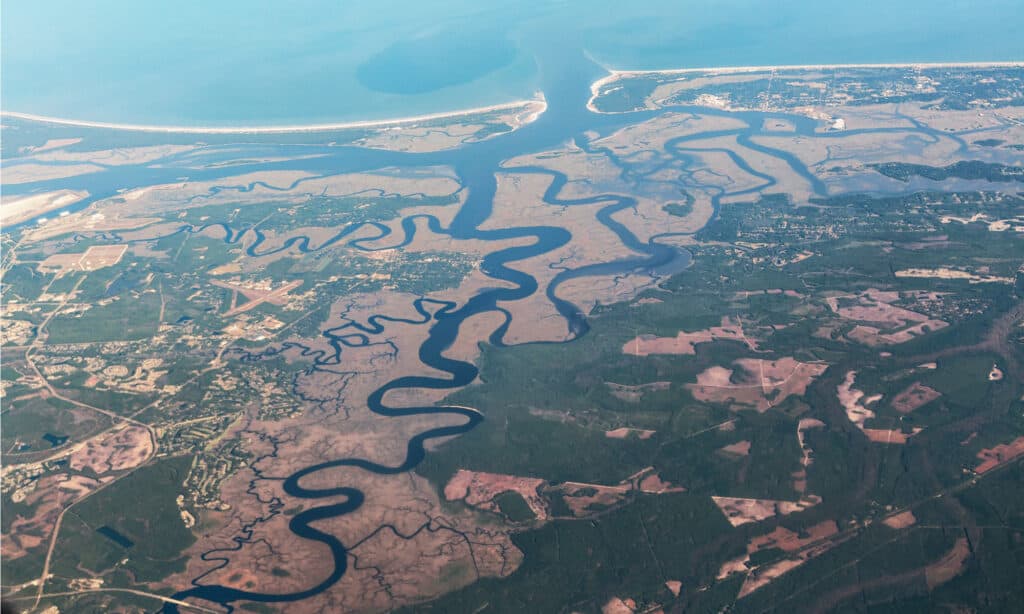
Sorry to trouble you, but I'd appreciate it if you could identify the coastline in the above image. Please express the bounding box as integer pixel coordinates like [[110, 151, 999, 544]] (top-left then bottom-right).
[[587, 60, 1024, 112], [4, 60, 1019, 134], [0, 94, 547, 135], [0, 189, 88, 226]]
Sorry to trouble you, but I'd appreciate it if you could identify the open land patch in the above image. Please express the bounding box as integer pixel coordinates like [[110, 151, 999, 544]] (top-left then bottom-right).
[[827, 289, 949, 346], [718, 440, 751, 458], [444, 466, 682, 522], [748, 520, 839, 553], [838, 371, 922, 444], [605, 380, 671, 402], [974, 436, 1024, 474], [444, 469, 548, 520], [688, 357, 827, 412], [717, 517, 848, 599], [711, 495, 821, 527], [925, 537, 972, 589], [0, 472, 113, 560], [622, 316, 756, 356], [883, 510, 918, 529], [890, 381, 941, 414], [895, 267, 1015, 284], [68, 425, 153, 475], [604, 427, 656, 440], [38, 244, 128, 274]]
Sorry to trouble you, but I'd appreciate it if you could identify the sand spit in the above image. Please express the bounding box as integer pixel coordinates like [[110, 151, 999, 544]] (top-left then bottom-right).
[[1, 94, 547, 135], [1, 189, 88, 225]]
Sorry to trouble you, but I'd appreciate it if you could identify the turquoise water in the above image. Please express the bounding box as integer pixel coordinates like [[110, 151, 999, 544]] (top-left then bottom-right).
[[2, 0, 1022, 126]]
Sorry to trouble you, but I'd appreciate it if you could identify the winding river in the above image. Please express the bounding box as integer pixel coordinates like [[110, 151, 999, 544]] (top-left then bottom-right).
[[2, 42, 987, 613]]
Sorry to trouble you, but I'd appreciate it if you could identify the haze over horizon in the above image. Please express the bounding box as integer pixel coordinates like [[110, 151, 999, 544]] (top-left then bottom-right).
[[3, 0, 1022, 125]]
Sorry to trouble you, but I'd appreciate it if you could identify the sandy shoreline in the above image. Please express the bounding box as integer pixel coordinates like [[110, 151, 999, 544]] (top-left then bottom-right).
[[1, 94, 547, 135], [587, 61, 1024, 112], [5, 61, 1018, 133], [1, 189, 88, 226]]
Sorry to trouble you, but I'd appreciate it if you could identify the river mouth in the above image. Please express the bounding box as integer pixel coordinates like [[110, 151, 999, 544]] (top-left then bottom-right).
[[5, 7, 1023, 609], [147, 69, 811, 612], [3, 1, 1021, 126]]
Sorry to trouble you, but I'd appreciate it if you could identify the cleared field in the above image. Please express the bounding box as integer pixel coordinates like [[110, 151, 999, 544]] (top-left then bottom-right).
[[890, 382, 941, 413], [711, 495, 821, 527], [622, 316, 757, 356], [38, 244, 127, 273], [689, 358, 827, 412], [974, 436, 1024, 474]]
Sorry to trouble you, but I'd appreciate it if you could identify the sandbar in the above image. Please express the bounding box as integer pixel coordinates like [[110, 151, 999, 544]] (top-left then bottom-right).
[[1, 93, 547, 135], [1, 189, 88, 226]]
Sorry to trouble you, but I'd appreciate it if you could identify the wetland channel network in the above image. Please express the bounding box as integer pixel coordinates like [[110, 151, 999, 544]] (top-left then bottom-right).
[[5, 47, 983, 612]]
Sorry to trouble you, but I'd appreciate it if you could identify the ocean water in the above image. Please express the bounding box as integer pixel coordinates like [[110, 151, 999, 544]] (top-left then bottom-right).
[[2, 0, 1022, 126]]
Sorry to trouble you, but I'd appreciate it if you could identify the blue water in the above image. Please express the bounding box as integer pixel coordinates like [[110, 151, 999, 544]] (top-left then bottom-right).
[[11, 56, 950, 609], [3, 4, 1022, 610], [144, 93, 954, 609], [3, 0, 1021, 126], [41, 433, 68, 448]]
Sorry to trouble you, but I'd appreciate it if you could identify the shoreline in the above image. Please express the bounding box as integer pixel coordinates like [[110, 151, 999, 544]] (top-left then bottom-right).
[[1, 94, 547, 135], [587, 60, 1024, 112], [0, 189, 88, 226], [4, 61, 1019, 134]]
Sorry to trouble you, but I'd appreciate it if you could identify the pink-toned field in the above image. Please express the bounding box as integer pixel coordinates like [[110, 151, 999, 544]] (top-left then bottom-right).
[[974, 436, 1024, 474], [862, 428, 920, 444], [1, 474, 113, 561], [711, 495, 821, 527], [622, 316, 756, 356], [748, 520, 838, 553], [890, 382, 941, 413], [883, 510, 917, 529], [827, 290, 948, 346], [558, 482, 632, 516], [605, 427, 656, 439], [689, 357, 827, 412], [925, 537, 971, 589], [69, 425, 153, 474], [837, 371, 921, 444], [601, 596, 638, 614], [637, 473, 685, 494], [718, 517, 848, 598], [557, 468, 684, 515], [443, 467, 684, 522], [734, 531, 851, 599], [444, 470, 548, 520], [738, 558, 806, 598], [718, 440, 752, 457], [797, 418, 825, 468]]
